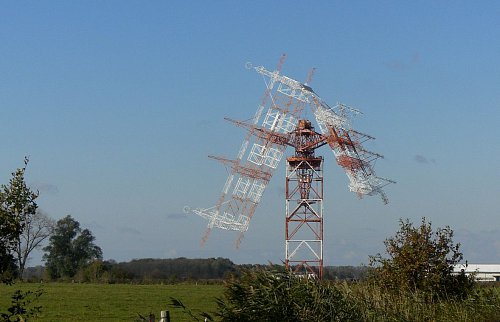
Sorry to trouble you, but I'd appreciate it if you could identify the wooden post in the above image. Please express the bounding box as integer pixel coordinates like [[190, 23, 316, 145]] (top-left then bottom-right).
[[160, 311, 170, 322]]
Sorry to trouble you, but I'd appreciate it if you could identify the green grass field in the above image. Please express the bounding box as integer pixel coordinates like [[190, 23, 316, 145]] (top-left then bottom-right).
[[2, 281, 499, 321], [0, 283, 224, 321]]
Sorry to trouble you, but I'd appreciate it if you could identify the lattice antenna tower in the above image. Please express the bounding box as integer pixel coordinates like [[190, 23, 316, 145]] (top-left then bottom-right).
[[187, 56, 395, 258]]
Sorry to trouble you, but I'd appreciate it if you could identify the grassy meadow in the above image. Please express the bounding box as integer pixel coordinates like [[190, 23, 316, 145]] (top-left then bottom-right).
[[1, 281, 499, 321], [0, 283, 223, 322]]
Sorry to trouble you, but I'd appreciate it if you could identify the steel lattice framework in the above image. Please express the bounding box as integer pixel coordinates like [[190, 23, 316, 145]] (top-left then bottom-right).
[[188, 55, 395, 269], [285, 120, 325, 278]]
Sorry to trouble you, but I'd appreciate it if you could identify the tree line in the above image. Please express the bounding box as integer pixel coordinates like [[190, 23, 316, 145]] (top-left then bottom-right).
[[23, 257, 370, 283]]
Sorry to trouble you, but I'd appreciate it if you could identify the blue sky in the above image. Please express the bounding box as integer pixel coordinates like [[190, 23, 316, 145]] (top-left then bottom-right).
[[1, 1, 499, 266]]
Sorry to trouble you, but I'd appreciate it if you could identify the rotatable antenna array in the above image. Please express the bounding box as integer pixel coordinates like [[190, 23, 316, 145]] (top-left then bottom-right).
[[188, 55, 394, 250]]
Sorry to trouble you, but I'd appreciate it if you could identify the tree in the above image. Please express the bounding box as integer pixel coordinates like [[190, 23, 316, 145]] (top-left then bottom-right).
[[0, 206, 17, 282], [0, 157, 39, 282], [43, 215, 102, 279], [0, 158, 54, 278], [369, 217, 474, 298], [15, 210, 55, 278], [0, 246, 17, 283], [1, 158, 44, 321]]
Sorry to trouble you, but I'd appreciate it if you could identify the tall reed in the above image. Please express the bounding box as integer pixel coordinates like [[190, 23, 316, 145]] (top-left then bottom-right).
[[339, 281, 500, 322]]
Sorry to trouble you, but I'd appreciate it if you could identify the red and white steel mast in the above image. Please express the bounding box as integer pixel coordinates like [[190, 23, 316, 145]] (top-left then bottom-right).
[[285, 120, 327, 278], [187, 56, 395, 278]]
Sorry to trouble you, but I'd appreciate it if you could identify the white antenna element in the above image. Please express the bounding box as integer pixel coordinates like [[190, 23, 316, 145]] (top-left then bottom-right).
[[188, 57, 394, 249]]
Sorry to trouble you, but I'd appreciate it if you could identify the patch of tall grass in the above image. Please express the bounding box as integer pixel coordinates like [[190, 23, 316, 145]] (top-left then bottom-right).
[[211, 268, 500, 322], [339, 281, 500, 322]]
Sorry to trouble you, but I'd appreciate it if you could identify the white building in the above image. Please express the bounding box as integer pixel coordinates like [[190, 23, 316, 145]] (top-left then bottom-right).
[[454, 264, 500, 282]]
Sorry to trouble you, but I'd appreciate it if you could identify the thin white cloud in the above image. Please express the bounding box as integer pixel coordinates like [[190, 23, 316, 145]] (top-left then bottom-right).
[[414, 154, 429, 164], [386, 52, 420, 71], [414, 154, 436, 165], [118, 226, 142, 235]]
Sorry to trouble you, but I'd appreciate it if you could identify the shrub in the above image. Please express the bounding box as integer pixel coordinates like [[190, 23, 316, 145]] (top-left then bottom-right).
[[216, 267, 361, 322], [369, 217, 475, 299]]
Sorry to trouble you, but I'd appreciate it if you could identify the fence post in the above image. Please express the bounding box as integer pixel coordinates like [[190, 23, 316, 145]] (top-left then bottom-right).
[[160, 310, 170, 322]]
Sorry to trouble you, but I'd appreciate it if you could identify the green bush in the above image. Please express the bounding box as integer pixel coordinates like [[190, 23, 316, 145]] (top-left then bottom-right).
[[0, 288, 43, 322], [215, 267, 361, 322], [369, 218, 475, 299]]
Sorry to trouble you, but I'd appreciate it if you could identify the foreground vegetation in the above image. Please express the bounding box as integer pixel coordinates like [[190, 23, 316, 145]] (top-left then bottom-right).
[[0, 283, 223, 322], [214, 268, 500, 322], [348, 282, 500, 322], [3, 218, 498, 321], [1, 278, 499, 322]]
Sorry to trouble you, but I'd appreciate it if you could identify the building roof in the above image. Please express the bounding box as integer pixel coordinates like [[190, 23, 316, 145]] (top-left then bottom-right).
[[454, 264, 500, 273]]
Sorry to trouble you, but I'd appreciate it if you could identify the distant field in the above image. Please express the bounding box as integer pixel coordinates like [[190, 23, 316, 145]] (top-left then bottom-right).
[[0, 282, 224, 322]]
